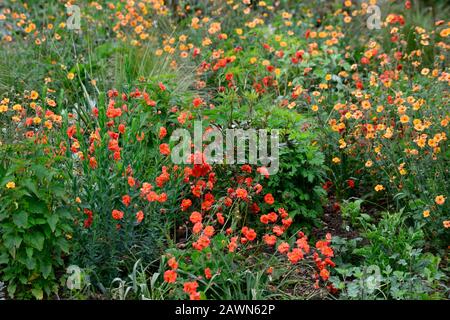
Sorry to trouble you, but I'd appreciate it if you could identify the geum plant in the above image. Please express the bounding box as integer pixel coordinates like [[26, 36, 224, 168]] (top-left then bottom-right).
[[61, 81, 338, 299]]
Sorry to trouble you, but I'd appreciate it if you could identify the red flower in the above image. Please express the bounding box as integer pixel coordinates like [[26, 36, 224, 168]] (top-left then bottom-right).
[[193, 97, 204, 108], [216, 213, 225, 225], [235, 188, 248, 200], [183, 281, 199, 295], [83, 209, 93, 228], [260, 215, 269, 224], [347, 179, 355, 189], [204, 268, 212, 279], [89, 157, 97, 169], [242, 227, 257, 241], [159, 143, 170, 155], [159, 127, 167, 139], [122, 195, 131, 207], [136, 210, 144, 223], [181, 199, 192, 211], [163, 270, 177, 283], [112, 209, 124, 220], [267, 211, 278, 223], [225, 73, 233, 81], [264, 193, 274, 205], [190, 292, 201, 300]]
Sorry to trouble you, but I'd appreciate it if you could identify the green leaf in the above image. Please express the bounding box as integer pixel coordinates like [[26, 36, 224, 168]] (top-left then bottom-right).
[[47, 214, 59, 233], [13, 211, 28, 228], [0, 251, 9, 265], [24, 232, 45, 251], [3, 233, 22, 250], [22, 179, 40, 198], [40, 260, 52, 279], [7, 283, 16, 298], [27, 199, 47, 214], [31, 287, 44, 300]]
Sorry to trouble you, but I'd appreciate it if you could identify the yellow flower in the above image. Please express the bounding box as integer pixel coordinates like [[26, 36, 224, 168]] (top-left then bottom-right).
[[374, 184, 384, 192], [30, 90, 39, 100], [6, 181, 15, 189], [420, 68, 430, 76], [435, 195, 445, 205], [67, 72, 75, 80], [400, 115, 410, 123], [422, 210, 430, 218], [311, 105, 319, 112], [332, 157, 341, 164], [13, 104, 22, 111], [365, 160, 373, 168]]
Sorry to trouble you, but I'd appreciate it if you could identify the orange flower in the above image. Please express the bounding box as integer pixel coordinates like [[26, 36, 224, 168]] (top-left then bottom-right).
[[263, 234, 277, 246], [167, 257, 178, 270], [128, 176, 136, 187], [277, 242, 290, 254], [287, 248, 304, 264], [203, 225, 215, 237], [163, 270, 177, 283], [319, 268, 330, 281], [435, 195, 445, 205], [189, 211, 202, 224], [193, 222, 203, 234]]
